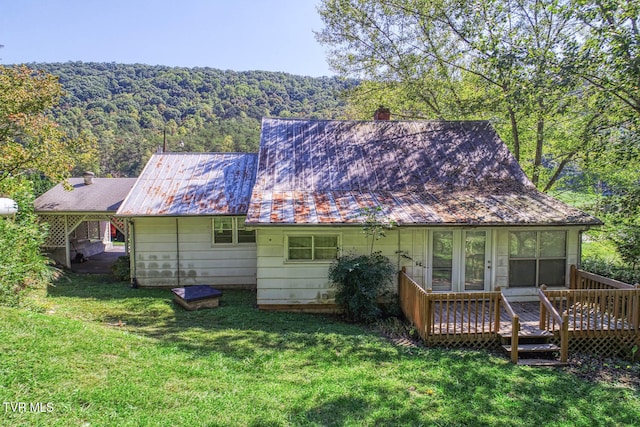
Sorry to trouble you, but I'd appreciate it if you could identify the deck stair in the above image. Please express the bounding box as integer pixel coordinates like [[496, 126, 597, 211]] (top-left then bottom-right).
[[499, 326, 567, 367]]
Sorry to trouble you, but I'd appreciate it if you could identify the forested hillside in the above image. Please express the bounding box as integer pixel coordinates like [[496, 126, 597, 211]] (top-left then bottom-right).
[[33, 62, 355, 177]]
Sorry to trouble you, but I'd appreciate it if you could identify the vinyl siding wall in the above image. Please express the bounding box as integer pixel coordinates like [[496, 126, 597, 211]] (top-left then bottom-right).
[[256, 226, 585, 307], [256, 227, 423, 307], [131, 217, 256, 287]]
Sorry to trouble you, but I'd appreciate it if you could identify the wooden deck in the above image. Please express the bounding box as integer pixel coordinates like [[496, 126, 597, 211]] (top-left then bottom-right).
[[399, 266, 640, 362]]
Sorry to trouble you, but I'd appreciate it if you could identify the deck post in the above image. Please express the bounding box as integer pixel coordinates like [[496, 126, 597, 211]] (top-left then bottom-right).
[[424, 295, 432, 341], [539, 285, 547, 330], [494, 294, 501, 333], [560, 312, 569, 363], [633, 284, 640, 331], [570, 265, 577, 289], [511, 315, 520, 364]]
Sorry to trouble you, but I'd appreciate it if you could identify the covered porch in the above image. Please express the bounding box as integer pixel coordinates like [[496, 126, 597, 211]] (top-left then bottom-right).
[[34, 175, 136, 269]]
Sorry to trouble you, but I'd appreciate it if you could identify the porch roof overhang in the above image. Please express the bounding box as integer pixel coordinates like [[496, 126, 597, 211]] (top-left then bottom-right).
[[34, 178, 137, 214], [34, 177, 137, 269]]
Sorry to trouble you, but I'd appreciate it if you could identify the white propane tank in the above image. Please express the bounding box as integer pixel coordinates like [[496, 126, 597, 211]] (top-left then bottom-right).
[[0, 197, 18, 217]]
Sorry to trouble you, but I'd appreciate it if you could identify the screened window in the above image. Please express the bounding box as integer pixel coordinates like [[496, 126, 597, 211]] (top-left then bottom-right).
[[212, 217, 255, 245], [509, 231, 566, 287], [287, 235, 339, 261], [237, 221, 256, 243]]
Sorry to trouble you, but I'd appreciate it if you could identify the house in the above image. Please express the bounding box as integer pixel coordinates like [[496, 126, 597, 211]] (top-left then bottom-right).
[[34, 173, 136, 268], [115, 152, 258, 288], [245, 118, 601, 310], [38, 117, 601, 312]]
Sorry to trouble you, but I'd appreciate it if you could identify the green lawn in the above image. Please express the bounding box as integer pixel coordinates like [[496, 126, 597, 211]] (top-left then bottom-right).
[[1, 274, 639, 426]]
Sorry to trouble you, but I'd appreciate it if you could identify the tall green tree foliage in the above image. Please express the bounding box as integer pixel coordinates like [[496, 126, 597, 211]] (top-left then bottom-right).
[[571, 0, 640, 217], [32, 63, 355, 177], [0, 65, 95, 185], [0, 65, 89, 305], [0, 178, 56, 306], [316, 0, 621, 192]]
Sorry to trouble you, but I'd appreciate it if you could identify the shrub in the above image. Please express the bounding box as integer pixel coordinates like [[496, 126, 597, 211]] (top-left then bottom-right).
[[582, 258, 640, 285], [611, 225, 640, 270], [328, 251, 396, 323], [0, 179, 56, 306], [111, 255, 131, 282]]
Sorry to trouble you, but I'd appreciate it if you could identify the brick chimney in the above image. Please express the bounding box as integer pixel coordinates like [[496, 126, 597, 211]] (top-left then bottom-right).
[[374, 106, 391, 120], [82, 171, 95, 185]]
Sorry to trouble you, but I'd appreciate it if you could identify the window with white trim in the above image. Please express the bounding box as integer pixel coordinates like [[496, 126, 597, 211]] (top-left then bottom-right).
[[212, 217, 255, 245], [287, 235, 339, 261], [509, 231, 566, 287]]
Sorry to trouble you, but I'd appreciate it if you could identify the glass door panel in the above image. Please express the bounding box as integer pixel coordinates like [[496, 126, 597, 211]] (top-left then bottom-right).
[[464, 231, 486, 290], [432, 231, 453, 291]]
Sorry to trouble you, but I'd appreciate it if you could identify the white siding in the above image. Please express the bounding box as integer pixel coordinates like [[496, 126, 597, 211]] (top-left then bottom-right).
[[256, 225, 586, 306], [132, 217, 256, 287], [256, 227, 425, 306], [495, 229, 510, 289]]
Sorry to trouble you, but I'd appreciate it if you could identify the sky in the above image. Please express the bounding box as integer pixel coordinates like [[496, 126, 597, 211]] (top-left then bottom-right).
[[0, 0, 335, 77]]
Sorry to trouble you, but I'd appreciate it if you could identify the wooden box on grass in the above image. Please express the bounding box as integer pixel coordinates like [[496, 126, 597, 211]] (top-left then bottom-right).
[[171, 285, 223, 310]]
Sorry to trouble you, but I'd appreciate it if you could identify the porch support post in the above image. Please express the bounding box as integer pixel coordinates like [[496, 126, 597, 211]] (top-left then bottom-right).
[[124, 220, 130, 256], [64, 215, 71, 269], [560, 312, 569, 363]]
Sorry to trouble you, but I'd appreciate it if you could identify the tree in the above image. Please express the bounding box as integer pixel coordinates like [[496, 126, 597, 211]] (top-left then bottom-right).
[[316, 0, 601, 191], [0, 65, 93, 305], [569, 0, 640, 214], [572, 0, 640, 119], [0, 65, 95, 184]]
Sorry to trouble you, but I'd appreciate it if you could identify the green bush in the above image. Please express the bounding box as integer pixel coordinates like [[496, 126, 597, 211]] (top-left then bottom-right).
[[328, 252, 396, 323], [582, 258, 640, 285], [0, 179, 56, 306], [111, 255, 131, 282]]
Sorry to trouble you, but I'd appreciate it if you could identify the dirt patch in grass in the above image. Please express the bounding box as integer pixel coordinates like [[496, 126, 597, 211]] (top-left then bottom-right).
[[566, 353, 640, 389]]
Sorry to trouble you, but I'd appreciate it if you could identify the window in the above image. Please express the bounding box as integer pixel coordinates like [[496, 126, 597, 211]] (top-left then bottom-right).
[[212, 217, 255, 245], [509, 231, 566, 287], [287, 235, 339, 261], [237, 221, 256, 243]]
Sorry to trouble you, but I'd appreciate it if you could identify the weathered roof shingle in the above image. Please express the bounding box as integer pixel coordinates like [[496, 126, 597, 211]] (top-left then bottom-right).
[[34, 178, 137, 213]]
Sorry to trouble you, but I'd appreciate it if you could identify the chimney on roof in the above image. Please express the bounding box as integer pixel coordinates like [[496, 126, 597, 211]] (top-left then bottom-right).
[[374, 106, 391, 120], [82, 171, 95, 185]]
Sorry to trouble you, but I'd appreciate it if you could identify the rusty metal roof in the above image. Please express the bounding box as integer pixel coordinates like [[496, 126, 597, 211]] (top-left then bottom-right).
[[246, 118, 601, 226], [116, 153, 257, 216], [34, 178, 137, 213]]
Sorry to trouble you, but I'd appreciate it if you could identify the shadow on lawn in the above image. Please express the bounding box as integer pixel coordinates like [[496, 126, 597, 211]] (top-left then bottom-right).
[[299, 350, 631, 427], [46, 274, 639, 425], [48, 273, 397, 364]]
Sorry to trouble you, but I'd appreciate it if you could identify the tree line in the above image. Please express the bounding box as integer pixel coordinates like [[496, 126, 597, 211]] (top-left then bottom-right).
[[32, 62, 356, 178]]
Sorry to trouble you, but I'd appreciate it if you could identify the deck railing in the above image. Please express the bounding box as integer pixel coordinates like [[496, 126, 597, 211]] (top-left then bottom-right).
[[538, 287, 569, 362], [398, 265, 639, 359], [500, 293, 520, 363], [541, 287, 640, 334], [398, 268, 504, 344], [570, 264, 639, 291], [562, 266, 640, 333]]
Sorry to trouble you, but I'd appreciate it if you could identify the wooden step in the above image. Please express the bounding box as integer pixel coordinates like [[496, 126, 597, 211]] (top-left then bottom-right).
[[502, 343, 560, 353], [499, 329, 553, 339], [517, 359, 568, 367]]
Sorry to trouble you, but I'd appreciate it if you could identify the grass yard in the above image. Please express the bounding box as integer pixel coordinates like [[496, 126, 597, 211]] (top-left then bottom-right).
[[1, 274, 639, 426]]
